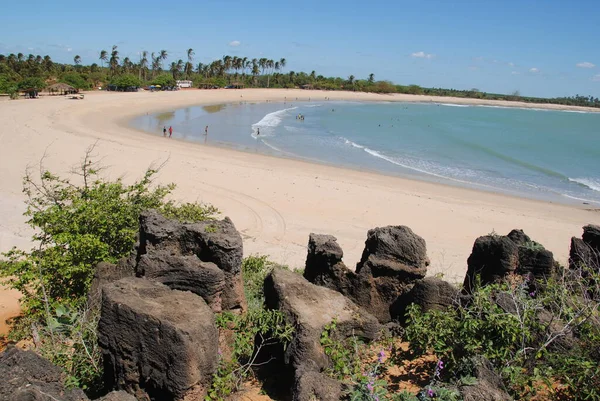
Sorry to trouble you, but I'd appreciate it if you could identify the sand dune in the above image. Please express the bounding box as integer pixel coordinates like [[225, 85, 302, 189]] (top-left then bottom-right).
[[0, 89, 597, 324]]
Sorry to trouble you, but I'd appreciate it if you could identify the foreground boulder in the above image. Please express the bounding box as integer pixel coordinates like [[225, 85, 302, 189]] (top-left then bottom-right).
[[265, 268, 380, 372], [98, 277, 218, 400], [303, 226, 429, 322], [88, 260, 135, 308], [463, 234, 519, 293], [0, 346, 87, 401], [292, 367, 343, 401], [570, 224, 600, 272], [134, 210, 245, 312]]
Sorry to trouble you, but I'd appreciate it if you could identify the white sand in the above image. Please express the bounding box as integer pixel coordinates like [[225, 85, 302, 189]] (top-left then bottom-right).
[[0, 89, 597, 325]]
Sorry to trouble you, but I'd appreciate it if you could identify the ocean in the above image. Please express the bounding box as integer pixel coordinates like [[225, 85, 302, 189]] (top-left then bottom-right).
[[130, 100, 600, 205]]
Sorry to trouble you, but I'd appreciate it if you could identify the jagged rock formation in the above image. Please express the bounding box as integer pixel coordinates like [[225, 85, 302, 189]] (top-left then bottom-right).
[[0, 346, 88, 401], [570, 224, 600, 271], [303, 226, 429, 322], [89, 210, 246, 313], [264, 268, 379, 398], [392, 277, 459, 321], [463, 229, 555, 293], [98, 277, 218, 400]]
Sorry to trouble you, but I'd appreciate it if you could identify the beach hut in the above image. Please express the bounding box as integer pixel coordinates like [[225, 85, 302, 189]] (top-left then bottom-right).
[[230, 82, 245, 89], [47, 83, 78, 96], [301, 84, 314, 90]]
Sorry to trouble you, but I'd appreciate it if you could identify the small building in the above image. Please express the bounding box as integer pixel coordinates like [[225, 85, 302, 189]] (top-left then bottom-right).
[[176, 80, 193, 88], [301, 84, 314, 90], [47, 83, 78, 95]]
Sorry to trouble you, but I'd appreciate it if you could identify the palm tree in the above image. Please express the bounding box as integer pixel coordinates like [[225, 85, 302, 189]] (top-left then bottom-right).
[[279, 58, 286, 74], [17, 53, 24, 63], [99, 50, 108, 68], [348, 75, 355, 90], [109, 45, 120, 75], [310, 71, 316, 83], [368, 73, 374, 84], [184, 48, 194, 79], [74, 55, 81, 66], [139, 51, 148, 81], [43, 55, 53, 72], [122, 57, 132, 73], [159, 50, 168, 69]]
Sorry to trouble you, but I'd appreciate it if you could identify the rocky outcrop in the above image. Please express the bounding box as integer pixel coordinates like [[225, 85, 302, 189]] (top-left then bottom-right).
[[570, 224, 600, 271], [463, 234, 520, 293], [460, 356, 513, 401], [137, 252, 225, 311], [98, 277, 218, 400], [0, 346, 88, 401], [264, 268, 380, 372], [131, 210, 245, 312], [392, 277, 459, 321], [88, 260, 135, 308], [292, 368, 343, 401], [357, 226, 429, 281], [303, 226, 429, 323], [506, 229, 531, 246]]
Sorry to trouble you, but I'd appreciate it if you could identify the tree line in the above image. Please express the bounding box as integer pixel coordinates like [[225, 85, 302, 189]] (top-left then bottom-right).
[[0, 46, 599, 108]]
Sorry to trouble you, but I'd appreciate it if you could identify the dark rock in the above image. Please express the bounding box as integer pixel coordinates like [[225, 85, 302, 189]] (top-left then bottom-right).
[[303, 234, 352, 291], [506, 229, 531, 246], [293, 368, 343, 401], [98, 277, 218, 400], [137, 251, 225, 312], [392, 277, 458, 321], [463, 235, 519, 293], [135, 210, 245, 312], [582, 224, 600, 251], [460, 356, 513, 401], [517, 246, 555, 279], [264, 268, 380, 372], [0, 346, 87, 401], [96, 391, 137, 401], [88, 260, 135, 309], [303, 227, 430, 323], [356, 225, 429, 281], [537, 309, 575, 352], [569, 237, 597, 270]]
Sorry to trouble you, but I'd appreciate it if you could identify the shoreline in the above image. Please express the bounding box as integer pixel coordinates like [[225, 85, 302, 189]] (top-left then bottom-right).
[[0, 89, 598, 324], [126, 98, 600, 208]]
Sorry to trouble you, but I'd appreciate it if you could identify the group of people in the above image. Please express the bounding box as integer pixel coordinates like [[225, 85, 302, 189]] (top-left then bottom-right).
[[162, 125, 209, 138], [296, 114, 305, 121]]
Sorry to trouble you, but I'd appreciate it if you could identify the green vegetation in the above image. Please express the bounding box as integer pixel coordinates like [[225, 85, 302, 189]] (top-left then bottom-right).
[[0, 148, 218, 392], [206, 255, 294, 400], [1, 47, 598, 107], [404, 269, 600, 400]]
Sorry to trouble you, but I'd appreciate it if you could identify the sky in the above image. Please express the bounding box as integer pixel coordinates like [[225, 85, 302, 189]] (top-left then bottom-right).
[[2, 0, 599, 98]]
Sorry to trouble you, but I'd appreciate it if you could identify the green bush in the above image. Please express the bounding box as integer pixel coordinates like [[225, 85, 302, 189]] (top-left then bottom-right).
[[60, 72, 91, 90], [151, 73, 176, 88]]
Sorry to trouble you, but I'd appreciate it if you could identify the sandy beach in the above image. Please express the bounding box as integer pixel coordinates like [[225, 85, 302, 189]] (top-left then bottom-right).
[[0, 89, 598, 328]]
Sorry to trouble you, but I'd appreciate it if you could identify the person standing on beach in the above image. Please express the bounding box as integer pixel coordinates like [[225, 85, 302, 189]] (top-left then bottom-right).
[[205, 125, 208, 135], [163, 126, 167, 137], [168, 126, 173, 138]]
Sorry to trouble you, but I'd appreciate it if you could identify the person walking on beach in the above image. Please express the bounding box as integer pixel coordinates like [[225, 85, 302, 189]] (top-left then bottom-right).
[[205, 125, 208, 135], [257, 128, 260, 136], [163, 126, 167, 137], [168, 126, 173, 138]]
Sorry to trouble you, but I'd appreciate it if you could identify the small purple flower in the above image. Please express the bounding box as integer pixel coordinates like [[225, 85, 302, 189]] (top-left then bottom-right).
[[529, 291, 536, 297], [374, 396, 379, 401], [427, 388, 435, 397], [367, 382, 374, 393], [378, 350, 385, 363]]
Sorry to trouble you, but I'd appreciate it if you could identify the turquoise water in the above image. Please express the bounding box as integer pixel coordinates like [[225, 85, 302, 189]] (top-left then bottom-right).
[[131, 101, 600, 205]]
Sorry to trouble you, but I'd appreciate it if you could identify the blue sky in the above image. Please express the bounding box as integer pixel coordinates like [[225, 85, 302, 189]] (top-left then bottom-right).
[[2, 0, 599, 98]]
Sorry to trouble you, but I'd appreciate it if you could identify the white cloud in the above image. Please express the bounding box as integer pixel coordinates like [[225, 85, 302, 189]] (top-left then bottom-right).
[[593, 74, 600, 82], [529, 67, 539, 73], [228, 40, 241, 47], [508, 62, 514, 67], [577, 61, 595, 68], [511, 71, 520, 75], [66, 48, 72, 52], [468, 66, 479, 71], [411, 51, 434, 59]]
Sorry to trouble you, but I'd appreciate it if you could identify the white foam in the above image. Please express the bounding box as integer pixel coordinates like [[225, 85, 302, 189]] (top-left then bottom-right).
[[562, 194, 600, 205], [439, 103, 470, 108], [251, 106, 297, 139], [340, 136, 365, 149], [569, 177, 600, 192]]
